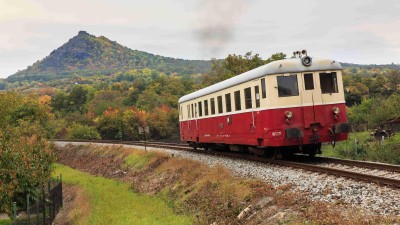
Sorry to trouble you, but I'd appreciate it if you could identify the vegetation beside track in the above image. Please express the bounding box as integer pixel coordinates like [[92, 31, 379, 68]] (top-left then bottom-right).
[[0, 219, 11, 225], [322, 131, 400, 165], [52, 163, 192, 225], [53, 143, 398, 224]]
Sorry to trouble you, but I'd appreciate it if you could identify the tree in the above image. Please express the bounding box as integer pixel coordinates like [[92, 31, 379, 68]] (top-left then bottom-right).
[[202, 52, 286, 86], [122, 108, 146, 141], [0, 80, 6, 90], [95, 107, 124, 140], [68, 85, 88, 113], [147, 105, 176, 139], [0, 92, 54, 216], [386, 69, 400, 93], [265, 52, 286, 63]]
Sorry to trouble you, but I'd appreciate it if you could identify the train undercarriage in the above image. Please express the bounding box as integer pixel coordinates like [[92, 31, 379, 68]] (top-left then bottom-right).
[[187, 141, 323, 159]]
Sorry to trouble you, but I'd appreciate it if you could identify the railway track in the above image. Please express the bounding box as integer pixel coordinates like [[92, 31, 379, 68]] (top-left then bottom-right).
[[54, 139, 400, 188]]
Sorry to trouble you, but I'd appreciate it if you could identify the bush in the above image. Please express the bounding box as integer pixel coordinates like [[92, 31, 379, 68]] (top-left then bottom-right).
[[67, 123, 101, 140]]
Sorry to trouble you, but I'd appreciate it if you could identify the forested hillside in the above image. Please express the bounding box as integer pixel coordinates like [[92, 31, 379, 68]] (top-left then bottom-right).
[[6, 31, 211, 83]]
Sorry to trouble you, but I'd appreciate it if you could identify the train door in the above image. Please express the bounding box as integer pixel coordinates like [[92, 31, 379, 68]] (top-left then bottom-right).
[[301, 72, 324, 128], [195, 103, 199, 139]]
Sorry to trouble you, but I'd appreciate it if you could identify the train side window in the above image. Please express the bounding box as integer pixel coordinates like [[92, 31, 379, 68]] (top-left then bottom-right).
[[304, 73, 314, 90], [194, 103, 197, 118], [320, 72, 338, 94], [261, 78, 267, 98], [210, 98, 216, 115], [191, 104, 194, 118], [225, 93, 232, 112], [198, 101, 202, 117], [244, 87, 252, 109], [254, 86, 260, 108], [217, 96, 223, 113], [187, 105, 190, 118], [277, 75, 299, 97], [234, 90, 241, 111], [204, 100, 209, 116]]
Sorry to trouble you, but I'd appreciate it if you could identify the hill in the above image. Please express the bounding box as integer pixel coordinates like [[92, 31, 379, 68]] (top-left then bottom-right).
[[7, 31, 211, 82], [341, 62, 400, 70]]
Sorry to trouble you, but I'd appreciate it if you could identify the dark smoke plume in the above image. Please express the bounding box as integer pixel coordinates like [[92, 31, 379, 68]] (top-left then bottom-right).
[[196, 0, 248, 57]]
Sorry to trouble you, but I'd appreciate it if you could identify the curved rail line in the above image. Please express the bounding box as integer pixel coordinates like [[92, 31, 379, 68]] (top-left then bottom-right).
[[54, 139, 400, 188]]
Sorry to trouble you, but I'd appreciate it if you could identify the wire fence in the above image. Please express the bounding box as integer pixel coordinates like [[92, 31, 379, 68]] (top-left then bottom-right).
[[12, 175, 63, 225]]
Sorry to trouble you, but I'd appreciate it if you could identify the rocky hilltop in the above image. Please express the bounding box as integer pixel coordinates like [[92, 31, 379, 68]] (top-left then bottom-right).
[[7, 31, 211, 82]]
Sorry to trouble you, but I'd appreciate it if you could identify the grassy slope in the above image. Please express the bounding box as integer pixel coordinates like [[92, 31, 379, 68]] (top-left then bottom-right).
[[53, 163, 192, 225]]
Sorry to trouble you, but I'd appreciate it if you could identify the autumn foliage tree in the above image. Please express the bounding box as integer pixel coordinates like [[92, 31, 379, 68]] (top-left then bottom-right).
[[0, 92, 54, 216]]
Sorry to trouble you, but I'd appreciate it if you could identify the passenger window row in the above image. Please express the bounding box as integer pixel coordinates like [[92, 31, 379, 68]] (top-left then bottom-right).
[[185, 79, 267, 119], [182, 72, 339, 119]]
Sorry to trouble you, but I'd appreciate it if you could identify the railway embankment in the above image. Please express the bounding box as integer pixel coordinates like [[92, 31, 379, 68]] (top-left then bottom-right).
[[54, 142, 399, 224]]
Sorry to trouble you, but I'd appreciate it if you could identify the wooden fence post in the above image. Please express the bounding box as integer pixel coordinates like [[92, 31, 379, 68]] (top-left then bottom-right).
[[27, 193, 30, 225]]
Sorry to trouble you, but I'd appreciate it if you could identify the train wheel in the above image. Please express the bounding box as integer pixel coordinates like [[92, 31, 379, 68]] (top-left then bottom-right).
[[270, 148, 279, 159], [189, 142, 198, 150], [308, 143, 321, 157]]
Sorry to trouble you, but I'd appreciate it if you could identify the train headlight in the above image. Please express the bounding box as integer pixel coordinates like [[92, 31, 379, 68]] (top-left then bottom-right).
[[332, 107, 340, 120], [284, 111, 293, 119], [332, 107, 340, 115], [301, 56, 312, 66]]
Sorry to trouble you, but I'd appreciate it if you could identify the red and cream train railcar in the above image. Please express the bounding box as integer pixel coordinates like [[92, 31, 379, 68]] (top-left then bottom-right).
[[178, 56, 351, 156]]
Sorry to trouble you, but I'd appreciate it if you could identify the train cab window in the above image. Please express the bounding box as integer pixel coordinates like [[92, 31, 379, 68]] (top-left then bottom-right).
[[198, 101, 202, 117], [217, 96, 223, 113], [180, 106, 183, 119], [191, 104, 194, 118], [225, 93, 232, 112], [261, 78, 267, 98], [204, 100, 209, 116], [254, 86, 260, 108], [234, 90, 241, 111], [210, 98, 216, 115], [277, 75, 299, 97], [320, 72, 338, 94], [304, 73, 314, 90], [244, 87, 252, 109]]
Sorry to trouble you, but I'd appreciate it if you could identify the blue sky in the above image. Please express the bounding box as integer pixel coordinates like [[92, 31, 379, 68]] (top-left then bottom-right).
[[1, 0, 399, 78]]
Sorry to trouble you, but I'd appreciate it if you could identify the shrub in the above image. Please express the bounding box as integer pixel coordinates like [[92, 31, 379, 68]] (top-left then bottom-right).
[[67, 123, 101, 140]]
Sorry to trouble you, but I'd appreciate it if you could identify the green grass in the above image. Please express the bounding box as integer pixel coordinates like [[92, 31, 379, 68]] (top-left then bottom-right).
[[0, 219, 11, 225], [122, 152, 154, 170], [322, 131, 371, 158], [322, 131, 400, 165], [53, 163, 193, 225]]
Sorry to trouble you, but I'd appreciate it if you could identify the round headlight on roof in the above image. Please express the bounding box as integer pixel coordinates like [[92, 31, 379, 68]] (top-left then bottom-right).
[[301, 56, 312, 66]]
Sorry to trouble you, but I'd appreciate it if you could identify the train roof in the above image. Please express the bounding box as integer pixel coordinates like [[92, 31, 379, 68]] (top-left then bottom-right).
[[178, 57, 342, 104]]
